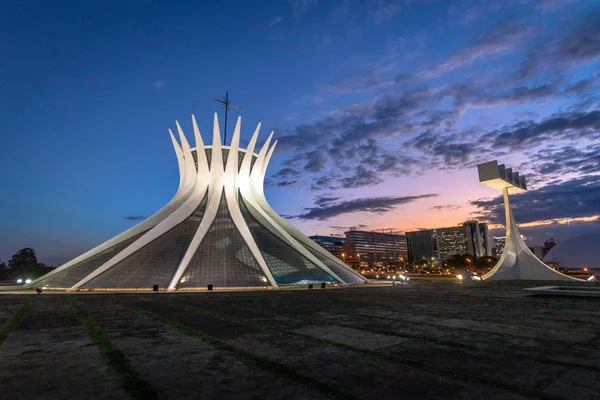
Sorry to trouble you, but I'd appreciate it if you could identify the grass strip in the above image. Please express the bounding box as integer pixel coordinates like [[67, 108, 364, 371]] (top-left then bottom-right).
[[0, 297, 32, 345], [68, 296, 158, 400], [114, 297, 357, 400], [168, 298, 566, 400]]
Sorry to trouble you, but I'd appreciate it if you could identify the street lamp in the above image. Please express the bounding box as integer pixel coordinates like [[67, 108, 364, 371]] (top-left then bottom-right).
[[341, 252, 345, 262]]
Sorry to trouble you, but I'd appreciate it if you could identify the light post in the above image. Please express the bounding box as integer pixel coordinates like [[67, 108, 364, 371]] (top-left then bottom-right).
[[341, 252, 345, 263]]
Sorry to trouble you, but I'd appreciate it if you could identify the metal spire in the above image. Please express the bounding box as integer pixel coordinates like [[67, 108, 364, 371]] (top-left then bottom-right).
[[210, 91, 242, 145]]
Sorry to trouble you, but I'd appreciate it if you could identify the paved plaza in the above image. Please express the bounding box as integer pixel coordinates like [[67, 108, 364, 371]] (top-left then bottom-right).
[[1, 280, 599, 399]]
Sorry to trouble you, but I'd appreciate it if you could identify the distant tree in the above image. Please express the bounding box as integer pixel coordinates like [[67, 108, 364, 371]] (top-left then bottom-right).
[[8, 248, 38, 267], [0, 249, 53, 281], [475, 256, 496, 267], [8, 248, 41, 280], [0, 259, 8, 280], [448, 254, 476, 268], [411, 259, 428, 271], [451, 254, 465, 263]]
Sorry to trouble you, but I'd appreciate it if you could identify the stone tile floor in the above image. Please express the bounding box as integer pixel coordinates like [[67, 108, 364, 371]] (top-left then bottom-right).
[[1, 280, 599, 399]]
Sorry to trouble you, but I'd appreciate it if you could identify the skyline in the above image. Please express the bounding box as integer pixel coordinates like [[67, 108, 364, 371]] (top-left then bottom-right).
[[1, 0, 599, 267]]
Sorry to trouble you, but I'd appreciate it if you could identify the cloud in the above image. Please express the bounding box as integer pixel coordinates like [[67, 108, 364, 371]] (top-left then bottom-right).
[[283, 112, 299, 121], [425, 20, 536, 77], [278, 85, 497, 187], [457, 3, 483, 25], [273, 9, 600, 195], [330, 224, 369, 232], [328, 73, 391, 93], [530, 144, 600, 177], [471, 175, 600, 225], [295, 93, 326, 105], [296, 72, 396, 104], [369, 2, 400, 23], [331, 0, 350, 17], [315, 194, 341, 207], [487, 109, 600, 150], [125, 216, 146, 221], [565, 78, 596, 94], [338, 166, 383, 188], [276, 180, 300, 187], [273, 168, 300, 179], [293, 193, 438, 220], [290, 0, 319, 17], [367, 0, 417, 24], [404, 107, 600, 177], [510, 11, 600, 82], [393, 73, 414, 84], [555, 11, 600, 62], [269, 16, 283, 26], [295, 35, 419, 105], [304, 149, 328, 172], [535, 0, 584, 12], [431, 204, 463, 211], [449, 0, 581, 27], [432, 142, 477, 164], [153, 80, 164, 91], [267, 167, 302, 187], [278, 75, 598, 191]]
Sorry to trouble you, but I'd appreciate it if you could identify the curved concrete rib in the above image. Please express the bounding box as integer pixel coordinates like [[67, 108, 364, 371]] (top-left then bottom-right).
[[68, 120, 209, 291], [242, 137, 346, 283], [252, 141, 366, 282], [168, 113, 228, 290], [192, 114, 209, 175], [222, 118, 278, 288], [171, 130, 186, 194], [30, 130, 194, 287], [483, 188, 580, 281]]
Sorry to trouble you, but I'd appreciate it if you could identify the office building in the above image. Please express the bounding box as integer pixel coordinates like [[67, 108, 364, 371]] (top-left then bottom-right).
[[494, 236, 506, 257], [309, 236, 345, 259], [435, 226, 472, 261], [407, 221, 491, 261], [344, 230, 408, 268], [463, 220, 490, 258], [406, 230, 438, 261]]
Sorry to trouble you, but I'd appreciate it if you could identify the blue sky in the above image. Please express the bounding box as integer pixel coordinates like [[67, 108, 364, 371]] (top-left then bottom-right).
[[1, 0, 599, 266]]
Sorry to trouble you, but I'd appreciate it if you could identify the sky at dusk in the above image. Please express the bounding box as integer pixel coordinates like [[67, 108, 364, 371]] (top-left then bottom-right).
[[1, 0, 599, 267]]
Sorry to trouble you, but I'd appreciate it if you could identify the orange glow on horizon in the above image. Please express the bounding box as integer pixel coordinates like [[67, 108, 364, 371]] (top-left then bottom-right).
[[487, 215, 600, 230]]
